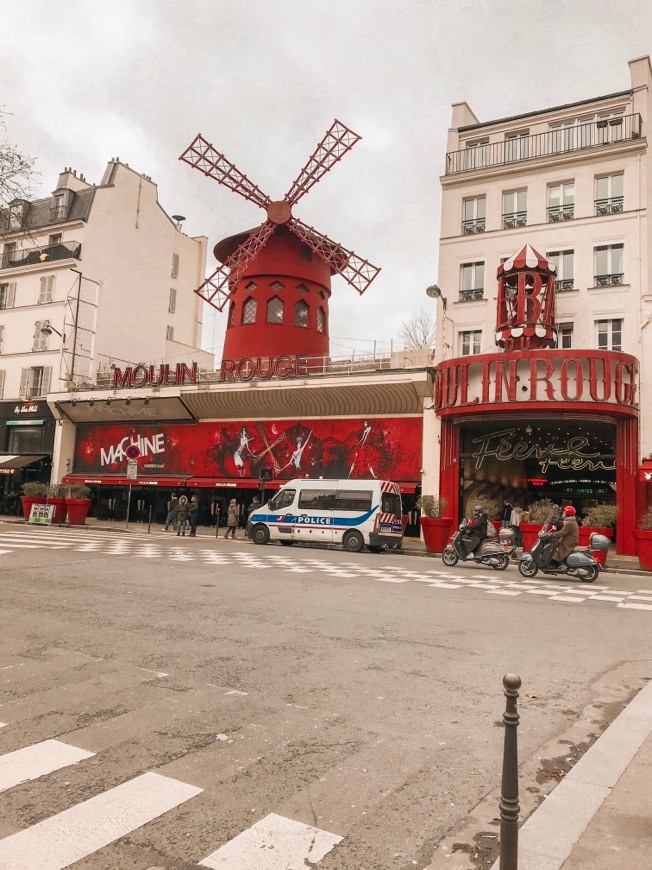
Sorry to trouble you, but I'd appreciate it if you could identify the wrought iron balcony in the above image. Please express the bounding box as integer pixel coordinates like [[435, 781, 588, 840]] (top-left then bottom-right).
[[595, 273, 624, 287], [445, 113, 642, 175], [1, 240, 81, 270], [594, 197, 624, 216], [547, 205, 574, 222], [462, 218, 486, 235], [502, 211, 527, 230], [459, 288, 484, 302], [555, 278, 575, 292]]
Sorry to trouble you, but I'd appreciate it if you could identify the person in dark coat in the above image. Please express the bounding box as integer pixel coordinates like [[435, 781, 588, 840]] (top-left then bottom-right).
[[176, 495, 189, 536], [548, 505, 579, 565], [224, 499, 240, 539], [459, 505, 489, 558], [501, 500, 513, 528], [163, 492, 179, 532], [245, 496, 261, 538], [188, 495, 199, 537]]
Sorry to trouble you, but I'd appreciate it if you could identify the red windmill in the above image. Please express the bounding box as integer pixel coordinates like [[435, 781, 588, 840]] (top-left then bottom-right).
[[179, 120, 380, 371]]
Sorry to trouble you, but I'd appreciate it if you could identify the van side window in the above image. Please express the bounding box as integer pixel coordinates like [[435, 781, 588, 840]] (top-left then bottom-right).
[[298, 489, 337, 509], [381, 493, 402, 516], [336, 490, 373, 511], [271, 489, 296, 510]]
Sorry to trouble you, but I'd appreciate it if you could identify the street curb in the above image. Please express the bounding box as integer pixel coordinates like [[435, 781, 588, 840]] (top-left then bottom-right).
[[489, 678, 652, 870]]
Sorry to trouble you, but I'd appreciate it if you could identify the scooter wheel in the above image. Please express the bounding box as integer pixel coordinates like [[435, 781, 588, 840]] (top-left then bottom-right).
[[518, 560, 538, 578], [578, 565, 599, 583], [442, 550, 458, 567], [495, 554, 510, 571]]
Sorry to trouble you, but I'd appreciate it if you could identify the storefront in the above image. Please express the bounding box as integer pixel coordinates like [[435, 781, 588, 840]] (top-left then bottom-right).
[[0, 400, 54, 514]]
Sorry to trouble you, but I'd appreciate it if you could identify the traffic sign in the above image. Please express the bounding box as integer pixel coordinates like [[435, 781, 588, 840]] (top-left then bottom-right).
[[125, 444, 141, 460], [126, 459, 138, 480]]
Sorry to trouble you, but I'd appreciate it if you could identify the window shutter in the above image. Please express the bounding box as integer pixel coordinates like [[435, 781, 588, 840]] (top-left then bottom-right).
[[33, 321, 43, 351], [0, 325, 4, 353], [39, 277, 47, 304], [41, 366, 51, 396], [169, 287, 177, 313], [47, 275, 55, 301], [8, 282, 16, 308], [20, 368, 29, 398], [0, 369, 5, 400], [171, 253, 179, 278]]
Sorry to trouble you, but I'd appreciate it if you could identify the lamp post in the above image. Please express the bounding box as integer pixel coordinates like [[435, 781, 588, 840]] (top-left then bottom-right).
[[426, 283, 453, 358]]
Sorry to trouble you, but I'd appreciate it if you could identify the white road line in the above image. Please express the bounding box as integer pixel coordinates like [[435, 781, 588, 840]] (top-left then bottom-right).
[[0, 723, 6, 729], [551, 596, 585, 603], [0, 771, 202, 869], [0, 739, 95, 794], [199, 812, 342, 869], [618, 602, 652, 610], [0, 550, 11, 555], [591, 595, 628, 602]]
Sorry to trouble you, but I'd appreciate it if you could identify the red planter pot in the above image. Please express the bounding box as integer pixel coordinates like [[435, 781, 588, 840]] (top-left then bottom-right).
[[20, 496, 47, 521], [520, 523, 543, 553], [65, 498, 91, 526], [46, 497, 67, 524], [578, 527, 613, 547], [633, 530, 652, 571], [419, 516, 453, 553]]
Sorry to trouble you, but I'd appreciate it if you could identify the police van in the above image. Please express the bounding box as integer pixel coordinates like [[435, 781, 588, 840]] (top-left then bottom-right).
[[249, 478, 404, 552]]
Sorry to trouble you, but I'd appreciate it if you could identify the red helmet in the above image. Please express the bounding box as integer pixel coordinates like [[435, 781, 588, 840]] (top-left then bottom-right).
[[563, 505, 576, 516]]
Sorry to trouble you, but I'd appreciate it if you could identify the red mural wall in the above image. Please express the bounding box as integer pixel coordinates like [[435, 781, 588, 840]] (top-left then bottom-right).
[[73, 418, 422, 482]]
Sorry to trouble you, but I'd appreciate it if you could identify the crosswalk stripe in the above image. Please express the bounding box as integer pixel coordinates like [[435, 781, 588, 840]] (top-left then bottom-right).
[[0, 739, 95, 794], [0, 771, 202, 869], [199, 812, 342, 869]]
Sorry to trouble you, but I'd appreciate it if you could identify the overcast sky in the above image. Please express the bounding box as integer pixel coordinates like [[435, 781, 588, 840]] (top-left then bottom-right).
[[3, 1, 651, 362]]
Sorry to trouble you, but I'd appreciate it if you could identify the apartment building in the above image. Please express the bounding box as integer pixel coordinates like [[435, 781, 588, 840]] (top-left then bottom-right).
[[431, 55, 652, 555]]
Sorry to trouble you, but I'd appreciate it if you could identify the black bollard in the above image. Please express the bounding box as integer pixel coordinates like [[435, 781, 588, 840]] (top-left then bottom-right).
[[499, 673, 521, 870]]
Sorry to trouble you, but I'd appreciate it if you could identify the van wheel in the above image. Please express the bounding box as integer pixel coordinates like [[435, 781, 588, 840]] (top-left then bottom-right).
[[343, 530, 364, 553], [280, 540, 295, 547], [251, 524, 270, 545]]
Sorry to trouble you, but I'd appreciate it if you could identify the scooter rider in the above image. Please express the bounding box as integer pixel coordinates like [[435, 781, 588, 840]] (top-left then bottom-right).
[[459, 505, 489, 558], [546, 503, 564, 532], [547, 505, 579, 567]]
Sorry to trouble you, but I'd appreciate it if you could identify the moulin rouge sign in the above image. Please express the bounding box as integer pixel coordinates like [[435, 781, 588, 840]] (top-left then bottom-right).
[[111, 362, 198, 389], [434, 351, 638, 411]]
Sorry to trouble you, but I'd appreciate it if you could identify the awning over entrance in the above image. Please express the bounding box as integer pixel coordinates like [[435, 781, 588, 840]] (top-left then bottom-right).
[[62, 475, 188, 487], [0, 454, 48, 470], [186, 477, 281, 490]]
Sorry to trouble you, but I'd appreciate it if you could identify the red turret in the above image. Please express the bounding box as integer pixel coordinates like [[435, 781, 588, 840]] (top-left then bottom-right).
[[495, 243, 557, 351]]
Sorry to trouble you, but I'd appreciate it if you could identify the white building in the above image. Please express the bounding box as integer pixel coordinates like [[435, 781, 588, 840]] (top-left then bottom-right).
[[431, 55, 652, 554]]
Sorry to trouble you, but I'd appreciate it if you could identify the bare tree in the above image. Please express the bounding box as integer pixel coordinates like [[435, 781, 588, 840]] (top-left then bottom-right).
[[400, 307, 435, 349], [1, 107, 36, 206]]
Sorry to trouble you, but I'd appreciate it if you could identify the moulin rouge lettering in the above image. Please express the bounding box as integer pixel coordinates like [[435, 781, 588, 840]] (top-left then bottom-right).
[[100, 433, 165, 466], [111, 363, 198, 389], [471, 428, 616, 474], [220, 355, 309, 382]]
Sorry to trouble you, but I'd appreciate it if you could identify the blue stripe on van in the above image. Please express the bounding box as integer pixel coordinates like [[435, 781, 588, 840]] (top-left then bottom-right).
[[250, 506, 378, 527]]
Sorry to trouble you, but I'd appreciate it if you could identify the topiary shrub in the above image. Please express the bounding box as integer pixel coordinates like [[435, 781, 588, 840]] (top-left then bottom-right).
[[22, 482, 48, 497], [416, 495, 448, 518], [582, 504, 619, 528]]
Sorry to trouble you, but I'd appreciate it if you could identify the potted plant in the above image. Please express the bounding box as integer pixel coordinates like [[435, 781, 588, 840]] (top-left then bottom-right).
[[20, 482, 48, 520], [633, 508, 652, 571], [417, 495, 452, 554], [520, 498, 554, 553], [46, 483, 68, 525], [65, 483, 92, 526], [579, 504, 618, 545]]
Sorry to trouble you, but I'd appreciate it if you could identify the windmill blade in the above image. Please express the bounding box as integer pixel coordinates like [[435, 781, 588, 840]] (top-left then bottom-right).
[[180, 134, 271, 210], [284, 119, 362, 205], [194, 222, 276, 311], [290, 217, 380, 295]]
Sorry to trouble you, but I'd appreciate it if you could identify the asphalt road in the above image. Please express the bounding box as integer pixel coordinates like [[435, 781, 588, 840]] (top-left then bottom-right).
[[1, 524, 651, 870]]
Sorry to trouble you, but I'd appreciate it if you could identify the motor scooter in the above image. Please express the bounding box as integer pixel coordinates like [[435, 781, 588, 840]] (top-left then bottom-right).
[[442, 520, 514, 570], [518, 525, 603, 582]]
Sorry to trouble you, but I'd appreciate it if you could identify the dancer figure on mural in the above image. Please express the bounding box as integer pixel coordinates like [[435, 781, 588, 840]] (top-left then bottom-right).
[[280, 430, 313, 473], [348, 420, 378, 478], [233, 426, 254, 476]]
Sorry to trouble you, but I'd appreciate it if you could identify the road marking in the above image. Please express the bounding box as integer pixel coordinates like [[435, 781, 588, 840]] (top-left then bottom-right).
[[551, 595, 585, 603], [0, 550, 11, 555], [0, 739, 95, 793], [0, 723, 6, 729], [0, 771, 202, 869], [199, 812, 342, 869], [618, 602, 652, 610]]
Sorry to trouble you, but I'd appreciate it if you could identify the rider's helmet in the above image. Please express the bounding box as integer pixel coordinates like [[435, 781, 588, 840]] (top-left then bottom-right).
[[563, 505, 576, 516], [473, 504, 486, 516], [551, 503, 561, 514]]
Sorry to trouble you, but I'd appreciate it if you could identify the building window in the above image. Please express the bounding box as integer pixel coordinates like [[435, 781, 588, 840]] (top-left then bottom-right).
[[51, 194, 66, 221], [32, 320, 50, 351], [548, 250, 574, 292], [596, 318, 622, 352], [20, 366, 51, 398], [266, 296, 284, 324], [38, 275, 55, 304], [242, 296, 257, 324], [0, 370, 4, 399], [270, 280, 285, 291], [296, 283, 309, 293], [166, 325, 175, 340], [48, 233, 62, 247], [462, 196, 486, 234], [502, 189, 527, 229], [550, 120, 576, 153], [460, 262, 484, 301], [505, 130, 529, 162], [0, 325, 4, 354], [245, 281, 257, 291], [465, 139, 489, 170], [171, 253, 179, 278], [8, 202, 25, 230], [168, 287, 177, 313], [459, 330, 482, 356], [595, 174, 623, 215], [556, 323, 574, 349], [2, 242, 17, 268], [227, 302, 235, 328], [7, 423, 45, 453], [547, 182, 574, 222], [294, 299, 309, 328], [317, 307, 326, 334], [594, 244, 624, 286], [0, 281, 16, 309]]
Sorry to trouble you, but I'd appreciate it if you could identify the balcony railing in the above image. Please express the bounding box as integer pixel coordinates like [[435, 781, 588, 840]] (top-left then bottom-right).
[[555, 278, 575, 292], [459, 288, 484, 302], [1, 240, 81, 270], [502, 211, 527, 230], [445, 113, 642, 175], [547, 204, 574, 222], [595, 273, 624, 287], [595, 197, 624, 216], [462, 218, 486, 235]]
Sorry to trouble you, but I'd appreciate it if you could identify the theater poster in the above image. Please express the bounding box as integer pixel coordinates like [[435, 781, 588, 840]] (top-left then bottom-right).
[[73, 417, 422, 482]]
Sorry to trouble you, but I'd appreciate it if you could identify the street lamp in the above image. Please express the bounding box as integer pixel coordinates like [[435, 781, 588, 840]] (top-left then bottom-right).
[[40, 323, 65, 341], [426, 284, 446, 310]]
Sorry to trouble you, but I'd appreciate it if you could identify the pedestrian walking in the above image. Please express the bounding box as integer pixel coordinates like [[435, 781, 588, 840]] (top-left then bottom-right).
[[509, 505, 523, 548], [163, 492, 179, 532], [245, 495, 261, 538], [501, 499, 513, 528], [224, 498, 240, 539], [188, 495, 199, 537], [176, 495, 189, 536]]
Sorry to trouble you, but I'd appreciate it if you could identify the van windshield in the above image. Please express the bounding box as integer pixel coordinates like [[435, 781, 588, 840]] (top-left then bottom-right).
[[270, 489, 295, 511]]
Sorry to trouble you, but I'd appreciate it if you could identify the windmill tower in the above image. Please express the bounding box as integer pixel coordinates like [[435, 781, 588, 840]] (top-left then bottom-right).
[[179, 120, 380, 371]]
